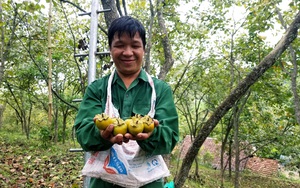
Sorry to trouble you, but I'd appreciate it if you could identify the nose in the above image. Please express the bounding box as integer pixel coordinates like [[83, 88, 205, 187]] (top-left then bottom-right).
[[123, 46, 133, 56]]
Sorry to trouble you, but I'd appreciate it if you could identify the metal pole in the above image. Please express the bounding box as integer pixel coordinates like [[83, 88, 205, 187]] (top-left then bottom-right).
[[84, 0, 99, 187], [88, 0, 98, 85]]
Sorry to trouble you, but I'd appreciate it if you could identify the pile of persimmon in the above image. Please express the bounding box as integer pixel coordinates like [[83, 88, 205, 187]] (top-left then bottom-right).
[[93, 113, 155, 136]]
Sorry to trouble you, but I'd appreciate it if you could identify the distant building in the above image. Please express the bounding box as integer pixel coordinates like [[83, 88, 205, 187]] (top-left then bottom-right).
[[180, 135, 279, 177]]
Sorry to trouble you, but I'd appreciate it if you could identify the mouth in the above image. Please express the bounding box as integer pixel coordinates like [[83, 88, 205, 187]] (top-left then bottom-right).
[[121, 59, 135, 64]]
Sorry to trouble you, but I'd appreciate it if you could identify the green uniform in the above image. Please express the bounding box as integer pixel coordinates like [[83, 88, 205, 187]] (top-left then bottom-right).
[[74, 69, 179, 188]]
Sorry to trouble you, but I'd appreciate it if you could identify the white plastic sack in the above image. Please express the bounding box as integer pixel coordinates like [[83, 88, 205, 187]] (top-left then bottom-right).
[[82, 140, 170, 188]]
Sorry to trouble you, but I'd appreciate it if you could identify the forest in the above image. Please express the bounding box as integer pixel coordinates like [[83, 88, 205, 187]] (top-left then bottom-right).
[[0, 0, 300, 187]]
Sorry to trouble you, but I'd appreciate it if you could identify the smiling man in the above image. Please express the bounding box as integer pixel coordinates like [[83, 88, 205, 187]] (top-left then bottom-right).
[[74, 16, 179, 188], [109, 26, 145, 88]]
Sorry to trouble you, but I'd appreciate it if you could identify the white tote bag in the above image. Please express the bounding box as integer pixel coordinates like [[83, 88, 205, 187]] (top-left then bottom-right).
[[81, 70, 170, 187]]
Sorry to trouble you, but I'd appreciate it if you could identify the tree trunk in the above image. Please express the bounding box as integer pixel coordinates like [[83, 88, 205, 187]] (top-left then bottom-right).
[[233, 106, 239, 188], [144, 0, 155, 73], [47, 0, 53, 127], [0, 1, 4, 86], [62, 108, 69, 144], [174, 11, 300, 188], [194, 157, 199, 178], [26, 104, 33, 139], [156, 0, 174, 80], [228, 138, 232, 177], [221, 115, 234, 185], [53, 106, 58, 143], [220, 125, 225, 188], [23, 115, 29, 139], [0, 104, 4, 128], [101, 0, 119, 28]]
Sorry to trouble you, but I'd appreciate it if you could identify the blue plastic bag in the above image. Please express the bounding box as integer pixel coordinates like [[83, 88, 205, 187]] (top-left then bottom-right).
[[164, 181, 175, 188]]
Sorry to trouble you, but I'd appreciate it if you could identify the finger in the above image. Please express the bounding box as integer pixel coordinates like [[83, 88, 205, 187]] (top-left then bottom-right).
[[136, 133, 149, 140], [101, 124, 114, 139], [124, 133, 133, 140], [101, 130, 110, 140], [153, 119, 159, 127], [112, 134, 123, 144]]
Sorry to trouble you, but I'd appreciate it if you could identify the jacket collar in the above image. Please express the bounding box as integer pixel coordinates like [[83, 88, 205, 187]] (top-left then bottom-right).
[[112, 69, 148, 84]]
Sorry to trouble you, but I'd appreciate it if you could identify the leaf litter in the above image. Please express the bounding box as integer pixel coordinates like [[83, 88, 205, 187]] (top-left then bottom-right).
[[0, 141, 84, 187]]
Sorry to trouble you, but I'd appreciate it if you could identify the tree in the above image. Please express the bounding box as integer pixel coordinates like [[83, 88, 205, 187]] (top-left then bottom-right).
[[174, 10, 300, 188], [0, 0, 4, 86], [4, 66, 38, 138], [47, 0, 53, 127], [0, 1, 4, 128]]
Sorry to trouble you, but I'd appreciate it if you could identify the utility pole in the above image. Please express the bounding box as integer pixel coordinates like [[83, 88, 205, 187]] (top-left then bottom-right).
[[70, 1, 111, 187], [82, 0, 99, 187]]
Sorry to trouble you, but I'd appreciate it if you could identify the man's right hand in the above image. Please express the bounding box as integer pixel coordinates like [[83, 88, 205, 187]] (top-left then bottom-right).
[[100, 124, 127, 145]]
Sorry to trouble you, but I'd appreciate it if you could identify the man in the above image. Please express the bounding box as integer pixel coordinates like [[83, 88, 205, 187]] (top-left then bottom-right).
[[74, 16, 179, 188]]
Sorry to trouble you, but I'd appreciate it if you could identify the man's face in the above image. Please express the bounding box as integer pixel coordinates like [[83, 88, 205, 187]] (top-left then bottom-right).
[[110, 32, 145, 77]]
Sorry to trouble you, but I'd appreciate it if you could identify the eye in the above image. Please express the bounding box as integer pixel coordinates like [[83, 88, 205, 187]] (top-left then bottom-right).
[[113, 44, 124, 48], [132, 45, 142, 49]]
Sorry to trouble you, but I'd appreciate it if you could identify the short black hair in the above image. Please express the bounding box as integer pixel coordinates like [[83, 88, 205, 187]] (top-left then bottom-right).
[[108, 16, 146, 49]]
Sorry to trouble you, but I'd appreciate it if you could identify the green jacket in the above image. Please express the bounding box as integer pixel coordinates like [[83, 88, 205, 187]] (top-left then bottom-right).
[[74, 69, 179, 188]]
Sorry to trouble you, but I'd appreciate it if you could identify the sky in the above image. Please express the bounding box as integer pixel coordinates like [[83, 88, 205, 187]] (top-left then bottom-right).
[[177, 0, 292, 46], [16, 0, 293, 51]]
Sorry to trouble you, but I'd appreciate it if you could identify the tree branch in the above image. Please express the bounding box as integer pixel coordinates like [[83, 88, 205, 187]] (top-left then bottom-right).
[[122, 0, 128, 15], [59, 0, 86, 13], [116, 0, 123, 16]]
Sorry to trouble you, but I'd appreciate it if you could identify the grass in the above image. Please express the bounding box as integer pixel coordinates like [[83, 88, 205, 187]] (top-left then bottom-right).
[[0, 130, 299, 188]]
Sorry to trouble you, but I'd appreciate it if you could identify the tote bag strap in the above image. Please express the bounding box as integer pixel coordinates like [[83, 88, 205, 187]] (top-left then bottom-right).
[[105, 69, 156, 118]]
